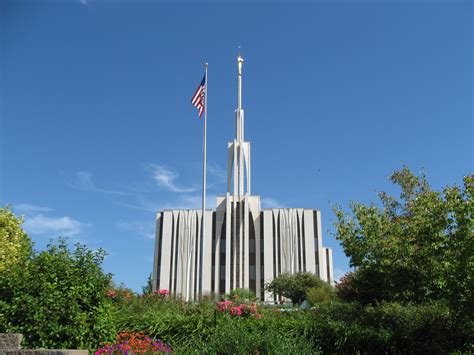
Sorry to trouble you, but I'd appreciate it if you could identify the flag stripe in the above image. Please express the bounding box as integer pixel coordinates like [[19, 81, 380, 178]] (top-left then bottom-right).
[[191, 87, 203, 105], [191, 87, 202, 103], [191, 74, 206, 118]]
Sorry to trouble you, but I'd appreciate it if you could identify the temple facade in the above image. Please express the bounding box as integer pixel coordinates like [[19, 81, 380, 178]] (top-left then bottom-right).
[[152, 55, 333, 301]]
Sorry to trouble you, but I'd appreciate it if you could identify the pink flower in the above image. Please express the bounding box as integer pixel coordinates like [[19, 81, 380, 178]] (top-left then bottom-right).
[[107, 289, 117, 298], [230, 306, 243, 316], [217, 300, 233, 312], [159, 289, 169, 296]]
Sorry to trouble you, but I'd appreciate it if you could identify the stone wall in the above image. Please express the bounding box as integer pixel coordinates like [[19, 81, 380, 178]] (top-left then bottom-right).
[[0, 334, 22, 351], [0, 334, 87, 355], [1, 351, 88, 355]]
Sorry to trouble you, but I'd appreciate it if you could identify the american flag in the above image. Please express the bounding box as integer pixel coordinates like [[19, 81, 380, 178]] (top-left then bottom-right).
[[191, 75, 206, 117]]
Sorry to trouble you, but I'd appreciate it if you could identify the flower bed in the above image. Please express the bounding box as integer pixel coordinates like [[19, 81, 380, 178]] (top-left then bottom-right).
[[96, 332, 172, 354]]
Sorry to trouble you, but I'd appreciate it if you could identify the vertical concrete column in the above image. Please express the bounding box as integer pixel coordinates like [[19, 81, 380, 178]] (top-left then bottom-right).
[[188, 212, 197, 301], [225, 194, 232, 294], [159, 212, 173, 291], [263, 210, 274, 301], [254, 206, 261, 298], [326, 247, 334, 283], [202, 210, 213, 294], [214, 198, 226, 294], [232, 198, 237, 289], [244, 195, 250, 288], [297, 209, 305, 272], [315, 211, 326, 281], [195, 211, 201, 298], [303, 210, 316, 274], [152, 213, 162, 292], [175, 211, 183, 296], [170, 211, 179, 293], [274, 210, 280, 278]]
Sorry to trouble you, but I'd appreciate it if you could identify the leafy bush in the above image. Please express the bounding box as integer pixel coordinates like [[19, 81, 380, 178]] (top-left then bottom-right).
[[0, 238, 115, 349], [193, 311, 315, 354], [307, 301, 473, 353], [306, 282, 335, 306], [265, 272, 327, 304]]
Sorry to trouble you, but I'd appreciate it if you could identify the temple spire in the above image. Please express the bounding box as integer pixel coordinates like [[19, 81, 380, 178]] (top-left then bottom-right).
[[227, 52, 250, 196], [237, 54, 243, 110], [236, 53, 244, 142]]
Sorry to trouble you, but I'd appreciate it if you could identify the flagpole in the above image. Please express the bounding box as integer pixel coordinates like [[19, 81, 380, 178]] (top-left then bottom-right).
[[201, 63, 208, 293]]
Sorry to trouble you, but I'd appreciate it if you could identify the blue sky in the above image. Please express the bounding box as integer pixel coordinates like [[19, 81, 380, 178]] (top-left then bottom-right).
[[1, 0, 472, 292]]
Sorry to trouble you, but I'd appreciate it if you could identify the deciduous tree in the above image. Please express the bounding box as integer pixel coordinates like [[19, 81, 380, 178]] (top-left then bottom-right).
[[0, 206, 32, 272], [265, 272, 328, 304], [333, 167, 473, 314]]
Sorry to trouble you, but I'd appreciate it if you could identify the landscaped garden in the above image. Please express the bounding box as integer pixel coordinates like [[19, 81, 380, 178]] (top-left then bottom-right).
[[1, 168, 472, 353]]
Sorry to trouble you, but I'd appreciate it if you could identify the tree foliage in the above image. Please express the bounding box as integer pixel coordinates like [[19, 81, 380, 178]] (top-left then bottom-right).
[[306, 283, 335, 306], [333, 167, 473, 313], [265, 272, 328, 304], [0, 238, 115, 349], [0, 206, 32, 272]]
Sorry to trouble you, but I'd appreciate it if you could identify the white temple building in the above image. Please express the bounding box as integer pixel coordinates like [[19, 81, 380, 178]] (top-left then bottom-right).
[[152, 55, 334, 301]]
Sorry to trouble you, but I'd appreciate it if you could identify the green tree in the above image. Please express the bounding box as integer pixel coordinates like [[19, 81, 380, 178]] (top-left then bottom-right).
[[0, 238, 115, 349], [0, 206, 32, 272], [265, 272, 328, 304], [333, 167, 473, 313]]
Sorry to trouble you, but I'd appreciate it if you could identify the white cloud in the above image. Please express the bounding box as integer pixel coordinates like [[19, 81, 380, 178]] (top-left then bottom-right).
[[14, 203, 53, 213], [116, 221, 155, 240], [149, 164, 198, 193], [261, 197, 283, 208], [80, 0, 88, 6], [70, 171, 127, 195], [116, 193, 217, 213], [23, 214, 87, 237]]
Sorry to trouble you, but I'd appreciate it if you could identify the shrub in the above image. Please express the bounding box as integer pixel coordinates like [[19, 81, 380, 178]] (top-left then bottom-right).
[[0, 238, 115, 349], [307, 301, 474, 353], [306, 283, 335, 306]]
